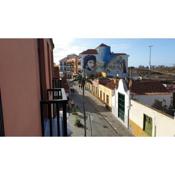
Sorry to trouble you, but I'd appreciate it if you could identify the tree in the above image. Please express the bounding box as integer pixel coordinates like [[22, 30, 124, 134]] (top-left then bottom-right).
[[73, 73, 94, 136]]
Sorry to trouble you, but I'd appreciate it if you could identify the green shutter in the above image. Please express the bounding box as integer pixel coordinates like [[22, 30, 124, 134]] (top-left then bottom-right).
[[143, 114, 152, 136], [118, 93, 125, 121]]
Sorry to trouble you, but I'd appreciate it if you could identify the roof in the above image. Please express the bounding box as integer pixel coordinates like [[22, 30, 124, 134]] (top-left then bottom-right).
[[59, 57, 67, 62], [164, 84, 175, 92], [129, 80, 170, 95], [99, 78, 118, 90], [96, 43, 110, 48], [80, 49, 98, 54]]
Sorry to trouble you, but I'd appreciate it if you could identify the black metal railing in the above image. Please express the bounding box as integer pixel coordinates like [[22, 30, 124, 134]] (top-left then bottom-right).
[[47, 88, 63, 100], [40, 88, 68, 136], [53, 78, 62, 88]]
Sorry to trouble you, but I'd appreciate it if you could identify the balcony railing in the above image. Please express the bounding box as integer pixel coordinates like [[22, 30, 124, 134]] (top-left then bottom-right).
[[40, 88, 68, 136], [53, 78, 62, 88]]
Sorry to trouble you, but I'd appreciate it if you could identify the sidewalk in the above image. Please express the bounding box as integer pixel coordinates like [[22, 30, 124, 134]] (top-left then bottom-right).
[[84, 89, 133, 136]]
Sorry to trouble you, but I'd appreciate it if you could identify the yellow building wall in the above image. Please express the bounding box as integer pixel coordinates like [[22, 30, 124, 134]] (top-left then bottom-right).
[[129, 120, 149, 137], [85, 82, 113, 108], [130, 100, 175, 136], [98, 84, 113, 108]]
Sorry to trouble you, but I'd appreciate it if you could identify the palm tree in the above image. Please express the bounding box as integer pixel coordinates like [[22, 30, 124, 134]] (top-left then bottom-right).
[[73, 72, 94, 136]]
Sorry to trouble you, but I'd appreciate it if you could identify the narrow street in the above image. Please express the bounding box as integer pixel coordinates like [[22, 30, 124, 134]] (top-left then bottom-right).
[[69, 83, 132, 136]]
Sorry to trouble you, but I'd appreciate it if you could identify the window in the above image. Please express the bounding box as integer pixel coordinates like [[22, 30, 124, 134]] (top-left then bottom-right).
[[92, 86, 94, 94], [103, 93, 105, 102], [118, 93, 125, 121], [100, 91, 102, 99], [143, 114, 152, 136], [106, 95, 109, 105], [96, 87, 98, 95]]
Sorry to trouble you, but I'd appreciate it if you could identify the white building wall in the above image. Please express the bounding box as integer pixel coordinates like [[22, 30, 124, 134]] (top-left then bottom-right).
[[133, 94, 172, 107], [112, 79, 130, 128], [130, 100, 175, 136]]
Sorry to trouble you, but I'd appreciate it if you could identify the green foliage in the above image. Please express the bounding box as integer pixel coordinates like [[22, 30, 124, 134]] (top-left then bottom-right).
[[74, 116, 83, 127], [72, 112, 78, 115]]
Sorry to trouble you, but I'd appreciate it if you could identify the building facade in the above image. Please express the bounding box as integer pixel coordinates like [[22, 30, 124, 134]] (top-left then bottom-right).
[[85, 78, 116, 110], [80, 43, 129, 78], [111, 79, 175, 136], [112, 79, 130, 128], [129, 99, 175, 136], [0, 39, 68, 136], [60, 54, 80, 79]]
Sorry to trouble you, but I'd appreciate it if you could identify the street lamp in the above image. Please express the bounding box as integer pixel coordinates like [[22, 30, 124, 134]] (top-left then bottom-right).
[[148, 45, 153, 70]]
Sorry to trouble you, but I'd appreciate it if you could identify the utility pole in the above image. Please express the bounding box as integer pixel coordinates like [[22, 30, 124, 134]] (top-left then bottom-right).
[[149, 45, 153, 70], [82, 68, 86, 136]]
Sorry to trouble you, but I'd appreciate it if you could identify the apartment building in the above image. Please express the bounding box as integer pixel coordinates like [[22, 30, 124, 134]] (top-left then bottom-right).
[[60, 54, 80, 79], [0, 39, 68, 136]]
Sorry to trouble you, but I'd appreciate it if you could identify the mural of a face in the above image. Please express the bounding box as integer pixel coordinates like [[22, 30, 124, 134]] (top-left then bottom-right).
[[87, 59, 95, 70], [83, 55, 96, 75]]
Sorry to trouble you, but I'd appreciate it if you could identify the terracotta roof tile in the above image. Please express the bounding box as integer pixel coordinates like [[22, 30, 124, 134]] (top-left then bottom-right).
[[80, 49, 98, 54], [130, 80, 169, 95], [99, 78, 118, 90]]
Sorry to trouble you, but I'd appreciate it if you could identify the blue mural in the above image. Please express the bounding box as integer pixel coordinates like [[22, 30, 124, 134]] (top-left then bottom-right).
[[80, 43, 129, 78]]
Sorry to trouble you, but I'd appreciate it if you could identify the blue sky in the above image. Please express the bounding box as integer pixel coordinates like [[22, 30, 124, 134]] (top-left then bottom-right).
[[53, 38, 175, 67]]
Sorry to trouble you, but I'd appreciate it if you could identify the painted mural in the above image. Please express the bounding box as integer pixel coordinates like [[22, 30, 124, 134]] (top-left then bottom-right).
[[105, 54, 127, 77], [83, 55, 97, 76], [80, 43, 129, 78]]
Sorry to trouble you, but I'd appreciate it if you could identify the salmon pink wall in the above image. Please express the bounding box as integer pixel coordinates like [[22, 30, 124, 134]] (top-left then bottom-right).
[[0, 39, 42, 136]]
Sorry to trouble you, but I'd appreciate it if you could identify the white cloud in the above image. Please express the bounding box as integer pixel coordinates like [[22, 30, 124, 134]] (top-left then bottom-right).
[[53, 37, 87, 64]]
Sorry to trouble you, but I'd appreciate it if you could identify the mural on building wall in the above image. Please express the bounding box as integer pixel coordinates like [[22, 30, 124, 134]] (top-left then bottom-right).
[[81, 43, 129, 78], [105, 55, 127, 77], [83, 55, 97, 76]]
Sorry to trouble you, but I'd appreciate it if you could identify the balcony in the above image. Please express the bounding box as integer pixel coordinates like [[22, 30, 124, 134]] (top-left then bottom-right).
[[53, 78, 62, 88], [40, 88, 68, 136]]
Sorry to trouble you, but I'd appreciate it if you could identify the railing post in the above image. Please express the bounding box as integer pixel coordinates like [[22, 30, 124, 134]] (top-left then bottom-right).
[[56, 103, 60, 136], [63, 102, 67, 136], [48, 103, 53, 136], [41, 88, 68, 137]]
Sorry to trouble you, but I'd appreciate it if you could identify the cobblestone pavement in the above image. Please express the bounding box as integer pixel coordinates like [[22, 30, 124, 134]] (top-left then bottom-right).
[[69, 84, 132, 137]]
